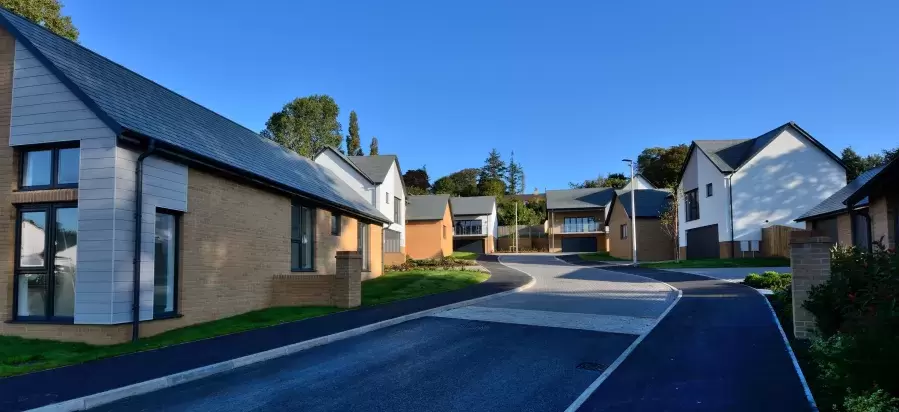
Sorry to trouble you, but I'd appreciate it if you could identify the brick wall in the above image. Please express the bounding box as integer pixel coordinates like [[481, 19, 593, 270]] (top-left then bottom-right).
[[869, 195, 896, 249], [270, 274, 334, 307], [315, 209, 358, 276], [608, 200, 675, 261], [368, 224, 383, 279], [790, 232, 833, 339]]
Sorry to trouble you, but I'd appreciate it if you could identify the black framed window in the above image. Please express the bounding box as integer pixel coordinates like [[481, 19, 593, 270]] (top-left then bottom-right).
[[331, 213, 341, 236], [20, 145, 80, 190], [291, 203, 315, 271], [706, 183, 713, 197], [357, 221, 370, 271], [443, 225, 446, 239], [620, 223, 628, 239], [454, 220, 483, 235], [386, 193, 390, 204], [685, 189, 700, 221], [393, 197, 401, 222], [154, 210, 179, 318], [14, 203, 77, 321], [563, 217, 598, 233]]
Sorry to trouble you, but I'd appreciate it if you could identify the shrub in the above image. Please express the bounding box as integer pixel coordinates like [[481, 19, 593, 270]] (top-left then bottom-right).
[[843, 389, 899, 412], [386, 256, 477, 272], [743, 271, 792, 291]]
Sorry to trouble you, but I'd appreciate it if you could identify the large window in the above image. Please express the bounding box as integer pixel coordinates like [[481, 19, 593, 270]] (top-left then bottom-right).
[[358, 222, 370, 271], [563, 217, 598, 233], [15, 204, 77, 321], [385, 229, 401, 253], [394, 197, 401, 223], [454, 220, 483, 235], [20, 146, 80, 190], [685, 189, 700, 221], [620, 223, 628, 240], [154, 211, 179, 318], [291, 203, 315, 271]]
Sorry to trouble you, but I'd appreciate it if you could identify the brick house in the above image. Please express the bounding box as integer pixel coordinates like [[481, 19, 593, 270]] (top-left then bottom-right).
[[405, 195, 453, 259], [546, 188, 614, 253], [313, 147, 407, 267], [0, 9, 391, 344], [606, 189, 676, 261], [797, 158, 898, 250]]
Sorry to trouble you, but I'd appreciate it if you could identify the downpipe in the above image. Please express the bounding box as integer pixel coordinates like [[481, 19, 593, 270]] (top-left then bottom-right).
[[132, 139, 156, 342]]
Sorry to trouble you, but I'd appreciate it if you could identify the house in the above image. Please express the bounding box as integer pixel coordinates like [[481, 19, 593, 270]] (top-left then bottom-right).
[[546, 188, 614, 252], [449, 196, 497, 253], [606, 189, 676, 261], [313, 148, 407, 266], [405, 195, 453, 259], [677, 122, 846, 259], [797, 159, 897, 250], [0, 8, 392, 344]]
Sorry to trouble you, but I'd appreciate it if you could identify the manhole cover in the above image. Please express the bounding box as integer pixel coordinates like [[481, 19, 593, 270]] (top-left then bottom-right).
[[576, 362, 607, 372]]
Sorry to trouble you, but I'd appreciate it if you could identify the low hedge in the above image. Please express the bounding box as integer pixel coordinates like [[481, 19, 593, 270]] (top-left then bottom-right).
[[743, 271, 792, 292], [386, 256, 477, 272]]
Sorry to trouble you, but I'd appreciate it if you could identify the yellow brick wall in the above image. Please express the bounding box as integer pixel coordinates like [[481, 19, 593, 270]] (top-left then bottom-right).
[[368, 224, 383, 279]]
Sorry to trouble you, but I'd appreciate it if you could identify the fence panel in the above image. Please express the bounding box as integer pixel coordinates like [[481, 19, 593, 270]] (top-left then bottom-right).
[[761, 225, 798, 258], [497, 225, 547, 238]]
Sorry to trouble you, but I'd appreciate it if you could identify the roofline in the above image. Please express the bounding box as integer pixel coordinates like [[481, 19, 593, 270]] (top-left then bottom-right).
[[732, 122, 847, 173], [794, 205, 869, 223], [313, 146, 377, 184], [677, 143, 731, 187], [845, 155, 899, 206], [121, 133, 391, 224], [604, 191, 621, 226], [546, 206, 606, 212], [0, 13, 124, 135]]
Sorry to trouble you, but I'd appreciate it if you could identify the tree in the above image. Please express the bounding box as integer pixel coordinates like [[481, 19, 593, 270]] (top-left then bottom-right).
[[403, 167, 430, 194], [569, 172, 628, 189], [345, 110, 362, 156], [369, 137, 379, 155], [659, 186, 681, 261], [2, 0, 78, 41], [432, 176, 457, 195], [479, 149, 506, 182], [477, 178, 506, 198], [497, 198, 539, 226], [842, 147, 885, 182], [506, 151, 525, 195], [433, 168, 480, 196], [636, 145, 689, 188], [262, 94, 342, 158]]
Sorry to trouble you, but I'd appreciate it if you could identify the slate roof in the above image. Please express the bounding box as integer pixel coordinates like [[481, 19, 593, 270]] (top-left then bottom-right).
[[0, 8, 390, 224], [348, 155, 399, 184], [845, 156, 899, 207], [795, 166, 884, 221], [406, 195, 451, 221], [546, 188, 615, 210], [689, 122, 845, 174], [613, 189, 672, 218], [450, 196, 496, 216]]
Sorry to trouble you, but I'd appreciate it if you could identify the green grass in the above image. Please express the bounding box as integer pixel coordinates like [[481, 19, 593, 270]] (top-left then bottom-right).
[[362, 270, 489, 306], [641, 257, 791, 269], [579, 252, 628, 262], [0, 269, 488, 378], [451, 251, 479, 260]]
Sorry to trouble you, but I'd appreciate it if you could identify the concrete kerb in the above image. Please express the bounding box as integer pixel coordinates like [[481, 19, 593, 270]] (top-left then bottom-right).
[[31, 266, 537, 412]]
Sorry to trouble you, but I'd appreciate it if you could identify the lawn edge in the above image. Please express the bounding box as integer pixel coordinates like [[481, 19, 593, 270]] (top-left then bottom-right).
[[33, 267, 536, 412]]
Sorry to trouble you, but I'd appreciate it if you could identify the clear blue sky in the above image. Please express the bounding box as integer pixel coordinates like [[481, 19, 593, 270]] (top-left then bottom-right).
[[64, 0, 898, 190]]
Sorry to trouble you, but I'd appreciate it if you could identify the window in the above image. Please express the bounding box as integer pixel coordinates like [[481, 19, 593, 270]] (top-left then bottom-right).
[[706, 183, 713, 197], [385, 229, 401, 253], [386, 193, 390, 204], [443, 225, 447, 239], [563, 217, 598, 233], [154, 211, 179, 317], [331, 213, 341, 236], [394, 197, 401, 223], [454, 220, 483, 235], [685, 189, 700, 221], [20, 146, 80, 190], [357, 222, 370, 271], [291, 203, 315, 271], [15, 203, 77, 321], [620, 223, 628, 239]]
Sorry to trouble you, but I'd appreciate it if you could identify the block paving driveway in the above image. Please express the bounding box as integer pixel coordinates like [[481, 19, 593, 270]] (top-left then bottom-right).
[[92, 255, 810, 412]]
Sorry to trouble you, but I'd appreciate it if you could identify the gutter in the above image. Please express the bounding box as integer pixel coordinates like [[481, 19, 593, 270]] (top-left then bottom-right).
[[132, 138, 156, 342], [728, 174, 736, 259]]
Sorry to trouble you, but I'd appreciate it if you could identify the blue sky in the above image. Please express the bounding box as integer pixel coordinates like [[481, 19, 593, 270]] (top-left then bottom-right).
[[64, 0, 898, 190]]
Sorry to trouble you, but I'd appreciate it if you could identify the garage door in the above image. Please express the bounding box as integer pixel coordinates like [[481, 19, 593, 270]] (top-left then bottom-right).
[[561, 237, 597, 252], [454, 238, 485, 254], [686, 224, 719, 259]]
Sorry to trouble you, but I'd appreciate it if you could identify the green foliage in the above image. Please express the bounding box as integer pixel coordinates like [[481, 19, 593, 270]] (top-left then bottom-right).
[[346, 110, 362, 155], [2, 0, 78, 41], [479, 148, 506, 183], [432, 175, 457, 195], [262, 94, 343, 157], [842, 147, 886, 182], [570, 172, 629, 189], [497, 198, 539, 225], [369, 136, 379, 155], [506, 151, 525, 195], [477, 177, 506, 197], [385, 256, 477, 272], [843, 389, 899, 412], [742, 271, 792, 291], [403, 168, 430, 194], [636, 144, 689, 188], [362, 270, 488, 306]]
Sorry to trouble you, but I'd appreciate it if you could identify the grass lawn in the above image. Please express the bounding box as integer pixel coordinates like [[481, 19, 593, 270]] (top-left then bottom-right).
[[450, 251, 479, 260], [641, 257, 790, 269], [579, 252, 628, 262], [0, 269, 487, 378]]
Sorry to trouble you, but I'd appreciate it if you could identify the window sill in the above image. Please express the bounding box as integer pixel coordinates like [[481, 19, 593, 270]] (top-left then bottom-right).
[[291, 268, 317, 273], [151, 313, 183, 322]]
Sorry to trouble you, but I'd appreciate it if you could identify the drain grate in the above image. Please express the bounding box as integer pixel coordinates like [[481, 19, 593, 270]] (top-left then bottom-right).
[[576, 362, 607, 372]]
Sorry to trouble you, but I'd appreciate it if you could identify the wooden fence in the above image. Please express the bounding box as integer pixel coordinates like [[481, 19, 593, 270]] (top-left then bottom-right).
[[497, 237, 549, 252], [497, 225, 547, 238], [762, 225, 800, 257]]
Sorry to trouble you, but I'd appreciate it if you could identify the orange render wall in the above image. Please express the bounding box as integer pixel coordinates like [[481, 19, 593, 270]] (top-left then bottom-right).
[[405, 202, 453, 259]]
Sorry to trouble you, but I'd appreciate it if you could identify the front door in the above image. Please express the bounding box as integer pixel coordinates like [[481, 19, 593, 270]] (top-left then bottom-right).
[[357, 222, 369, 271]]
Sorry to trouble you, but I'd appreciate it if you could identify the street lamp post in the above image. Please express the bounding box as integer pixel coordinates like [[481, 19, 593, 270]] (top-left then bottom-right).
[[622, 159, 637, 265]]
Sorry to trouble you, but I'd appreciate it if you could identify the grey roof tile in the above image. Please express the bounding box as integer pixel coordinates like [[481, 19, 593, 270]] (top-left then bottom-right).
[[0, 8, 389, 223], [407, 195, 450, 221], [614, 189, 673, 218], [546, 188, 615, 210], [348, 155, 398, 184], [796, 166, 884, 221], [450, 196, 496, 216]]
